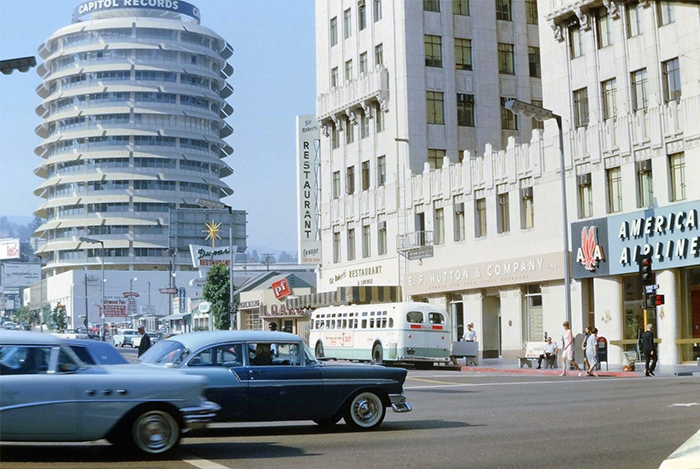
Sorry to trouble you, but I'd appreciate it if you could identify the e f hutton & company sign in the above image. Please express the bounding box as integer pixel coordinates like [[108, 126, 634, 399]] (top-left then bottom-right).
[[404, 253, 565, 296]]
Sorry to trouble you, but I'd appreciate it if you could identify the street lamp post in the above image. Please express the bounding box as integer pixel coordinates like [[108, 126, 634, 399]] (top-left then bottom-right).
[[79, 237, 105, 340], [505, 100, 572, 326]]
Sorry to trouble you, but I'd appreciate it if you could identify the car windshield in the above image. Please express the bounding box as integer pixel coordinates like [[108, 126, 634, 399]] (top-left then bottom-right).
[[139, 339, 189, 366]]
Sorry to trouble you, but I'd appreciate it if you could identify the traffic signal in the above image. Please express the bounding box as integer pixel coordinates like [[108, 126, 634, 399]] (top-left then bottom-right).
[[645, 292, 657, 309], [638, 254, 653, 286]]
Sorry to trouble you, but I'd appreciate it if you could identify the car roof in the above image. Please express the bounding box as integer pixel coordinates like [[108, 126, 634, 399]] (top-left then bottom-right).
[[0, 330, 61, 346], [166, 330, 302, 350]]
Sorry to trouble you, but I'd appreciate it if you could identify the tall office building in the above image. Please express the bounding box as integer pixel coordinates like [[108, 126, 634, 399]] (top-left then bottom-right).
[[315, 0, 542, 291], [33, 0, 235, 275]]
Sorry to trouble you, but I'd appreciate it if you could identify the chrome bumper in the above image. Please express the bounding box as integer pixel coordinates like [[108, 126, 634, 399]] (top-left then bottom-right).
[[389, 393, 412, 413], [180, 399, 221, 431]]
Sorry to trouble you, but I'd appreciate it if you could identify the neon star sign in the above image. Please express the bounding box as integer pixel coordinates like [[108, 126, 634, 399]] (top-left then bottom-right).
[[203, 221, 222, 247]]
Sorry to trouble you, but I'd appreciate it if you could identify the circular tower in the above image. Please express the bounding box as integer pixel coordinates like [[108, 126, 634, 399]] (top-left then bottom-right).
[[33, 0, 234, 275]]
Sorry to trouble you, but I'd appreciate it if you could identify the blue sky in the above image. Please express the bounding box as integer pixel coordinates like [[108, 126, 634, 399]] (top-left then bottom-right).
[[0, 0, 315, 252]]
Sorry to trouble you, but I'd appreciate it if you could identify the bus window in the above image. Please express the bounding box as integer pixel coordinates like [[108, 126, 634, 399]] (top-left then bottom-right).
[[369, 318, 375, 328], [389, 318, 394, 328], [354, 319, 358, 328], [342, 319, 347, 328], [407, 311, 424, 324], [370, 311, 375, 316], [429, 312, 446, 325], [383, 311, 388, 315], [319, 321, 325, 330], [362, 312, 368, 316], [381, 318, 387, 328], [361, 319, 367, 329]]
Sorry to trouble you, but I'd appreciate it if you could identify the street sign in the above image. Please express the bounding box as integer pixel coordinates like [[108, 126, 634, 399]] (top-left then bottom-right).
[[159, 287, 178, 294], [644, 284, 659, 292], [199, 301, 211, 313]]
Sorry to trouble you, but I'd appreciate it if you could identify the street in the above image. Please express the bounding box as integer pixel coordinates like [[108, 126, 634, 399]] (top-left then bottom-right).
[[1, 370, 698, 469]]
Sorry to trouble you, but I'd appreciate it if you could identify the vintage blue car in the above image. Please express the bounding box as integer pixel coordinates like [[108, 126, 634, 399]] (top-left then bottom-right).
[[64, 338, 129, 365], [0, 331, 219, 454], [139, 331, 412, 430]]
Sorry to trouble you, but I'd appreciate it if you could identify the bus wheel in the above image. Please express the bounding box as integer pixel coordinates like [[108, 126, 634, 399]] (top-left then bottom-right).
[[315, 342, 325, 358], [371, 343, 383, 365]]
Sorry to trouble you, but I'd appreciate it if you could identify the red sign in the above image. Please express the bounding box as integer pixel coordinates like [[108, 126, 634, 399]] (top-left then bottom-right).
[[576, 226, 605, 271], [271, 278, 291, 300], [100, 297, 127, 317]]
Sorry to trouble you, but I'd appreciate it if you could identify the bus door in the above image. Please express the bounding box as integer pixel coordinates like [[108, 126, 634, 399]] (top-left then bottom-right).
[[404, 310, 429, 358], [427, 311, 450, 358]]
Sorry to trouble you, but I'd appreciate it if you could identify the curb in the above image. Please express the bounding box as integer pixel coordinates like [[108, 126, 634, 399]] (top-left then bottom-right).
[[456, 366, 640, 378], [659, 429, 700, 469]]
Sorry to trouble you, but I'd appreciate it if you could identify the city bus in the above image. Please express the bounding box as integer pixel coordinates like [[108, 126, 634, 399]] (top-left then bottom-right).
[[308, 302, 451, 369]]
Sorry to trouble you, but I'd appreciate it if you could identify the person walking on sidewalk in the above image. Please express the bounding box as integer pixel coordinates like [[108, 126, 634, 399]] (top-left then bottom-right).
[[582, 326, 591, 371], [641, 323, 657, 377], [560, 321, 582, 376], [585, 327, 598, 377]]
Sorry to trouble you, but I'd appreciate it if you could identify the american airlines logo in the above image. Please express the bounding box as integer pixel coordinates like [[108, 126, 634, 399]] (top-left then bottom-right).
[[576, 226, 605, 271]]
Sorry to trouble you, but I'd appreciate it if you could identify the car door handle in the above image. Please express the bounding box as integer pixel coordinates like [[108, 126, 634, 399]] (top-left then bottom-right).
[[116, 389, 127, 395], [85, 389, 96, 396]]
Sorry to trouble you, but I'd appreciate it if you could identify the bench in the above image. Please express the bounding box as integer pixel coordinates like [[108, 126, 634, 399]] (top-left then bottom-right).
[[519, 342, 557, 369], [451, 341, 478, 366]]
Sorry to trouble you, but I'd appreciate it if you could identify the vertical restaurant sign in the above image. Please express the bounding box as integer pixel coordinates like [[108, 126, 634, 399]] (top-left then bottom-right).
[[296, 115, 321, 265]]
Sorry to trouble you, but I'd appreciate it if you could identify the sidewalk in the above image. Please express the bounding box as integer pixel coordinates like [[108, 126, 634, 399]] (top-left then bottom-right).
[[437, 358, 699, 378]]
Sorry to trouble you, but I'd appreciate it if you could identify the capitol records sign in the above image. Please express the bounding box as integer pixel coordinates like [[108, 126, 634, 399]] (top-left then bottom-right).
[[296, 115, 321, 265]]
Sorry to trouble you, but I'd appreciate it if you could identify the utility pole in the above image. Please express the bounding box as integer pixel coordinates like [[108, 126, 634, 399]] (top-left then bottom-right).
[[261, 253, 273, 271], [84, 273, 88, 328]]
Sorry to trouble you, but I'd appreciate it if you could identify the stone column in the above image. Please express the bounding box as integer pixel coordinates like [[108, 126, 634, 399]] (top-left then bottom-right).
[[463, 291, 484, 357], [593, 276, 623, 365], [656, 269, 680, 365]]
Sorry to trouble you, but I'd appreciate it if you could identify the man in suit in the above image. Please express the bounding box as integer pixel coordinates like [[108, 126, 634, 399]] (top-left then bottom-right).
[[137, 325, 152, 357], [641, 323, 657, 377]]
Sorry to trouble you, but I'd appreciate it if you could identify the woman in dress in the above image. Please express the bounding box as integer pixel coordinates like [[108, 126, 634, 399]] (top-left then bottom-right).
[[560, 321, 582, 376], [586, 327, 599, 377]]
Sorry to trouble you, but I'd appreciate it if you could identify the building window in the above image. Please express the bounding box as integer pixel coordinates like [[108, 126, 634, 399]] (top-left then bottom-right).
[[662, 58, 681, 103], [358, 3, 367, 30], [343, 9, 352, 39], [607, 166, 623, 213], [434, 208, 445, 245], [526, 0, 538, 24], [455, 38, 472, 71], [377, 156, 386, 186], [424, 35, 443, 68], [475, 198, 487, 238], [454, 0, 469, 16], [601, 78, 617, 120], [573, 88, 589, 127], [496, 0, 512, 21], [570, 25, 584, 58], [627, 1, 643, 37], [596, 8, 612, 49], [347, 228, 356, 261], [331, 125, 340, 149], [457, 93, 475, 127], [375, 103, 385, 132], [373, 0, 382, 22], [375, 43, 383, 66], [521, 188, 534, 229], [498, 43, 515, 75], [362, 225, 371, 258], [332, 171, 341, 199], [361, 114, 370, 138], [427, 91, 445, 125], [346, 119, 355, 144], [359, 52, 368, 74], [669, 152, 686, 202], [428, 149, 446, 169], [346, 166, 355, 194], [333, 232, 341, 263], [631, 69, 647, 111], [501, 97, 518, 130], [330, 17, 338, 46], [578, 174, 593, 218], [362, 161, 370, 191], [528, 47, 540, 78], [345, 60, 353, 81], [454, 202, 465, 242], [424, 0, 440, 12], [331, 67, 339, 88], [531, 100, 544, 130], [378, 221, 387, 255], [497, 193, 510, 234], [657, 1, 674, 26], [637, 160, 653, 208]]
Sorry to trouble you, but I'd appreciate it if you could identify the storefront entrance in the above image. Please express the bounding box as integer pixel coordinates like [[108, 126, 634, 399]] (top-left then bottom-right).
[[482, 294, 501, 358], [682, 268, 700, 362]]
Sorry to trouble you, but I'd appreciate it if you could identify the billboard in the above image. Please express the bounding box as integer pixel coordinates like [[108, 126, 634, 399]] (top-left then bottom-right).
[[296, 115, 321, 265], [0, 239, 20, 260], [102, 297, 127, 317], [2, 263, 41, 288]]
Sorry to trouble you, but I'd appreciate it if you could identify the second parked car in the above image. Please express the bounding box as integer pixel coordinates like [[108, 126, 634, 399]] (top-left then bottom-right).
[[113, 329, 139, 347]]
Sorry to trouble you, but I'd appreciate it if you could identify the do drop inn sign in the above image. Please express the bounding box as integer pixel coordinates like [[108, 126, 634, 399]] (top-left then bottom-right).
[[571, 200, 700, 278]]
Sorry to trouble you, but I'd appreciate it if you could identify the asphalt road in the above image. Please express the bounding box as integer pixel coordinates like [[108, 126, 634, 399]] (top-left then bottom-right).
[[1, 370, 698, 469]]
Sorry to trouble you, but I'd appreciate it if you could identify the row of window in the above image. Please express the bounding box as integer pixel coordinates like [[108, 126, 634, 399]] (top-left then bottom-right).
[[46, 202, 184, 220], [423, 0, 538, 25], [50, 70, 220, 94], [50, 49, 220, 74], [330, 44, 384, 87], [569, 1, 676, 59], [579, 153, 686, 218], [47, 180, 218, 199], [53, 247, 169, 260], [46, 158, 219, 178], [572, 59, 680, 128], [426, 92, 538, 132], [332, 155, 387, 198], [48, 225, 166, 240], [48, 92, 220, 116], [329, 0, 383, 47], [424, 36, 540, 78], [47, 114, 220, 136], [46, 136, 220, 156], [54, 28, 220, 52], [332, 221, 388, 263]]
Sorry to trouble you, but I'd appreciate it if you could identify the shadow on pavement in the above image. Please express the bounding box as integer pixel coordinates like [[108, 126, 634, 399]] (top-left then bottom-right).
[[179, 442, 314, 460], [0, 442, 178, 463]]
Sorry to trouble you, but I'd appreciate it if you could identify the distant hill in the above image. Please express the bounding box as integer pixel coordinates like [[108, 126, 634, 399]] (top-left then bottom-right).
[[0, 216, 41, 242]]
